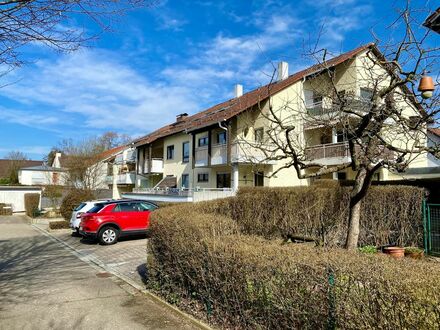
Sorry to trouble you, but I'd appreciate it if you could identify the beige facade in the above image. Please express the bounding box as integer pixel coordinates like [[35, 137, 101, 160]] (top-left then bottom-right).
[[132, 47, 432, 192]]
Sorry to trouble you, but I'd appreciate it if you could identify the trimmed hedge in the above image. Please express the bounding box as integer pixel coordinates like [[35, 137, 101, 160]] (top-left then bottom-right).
[[24, 193, 40, 218], [60, 189, 95, 220], [199, 186, 425, 247], [49, 220, 70, 230], [0, 203, 12, 215], [148, 185, 433, 329]]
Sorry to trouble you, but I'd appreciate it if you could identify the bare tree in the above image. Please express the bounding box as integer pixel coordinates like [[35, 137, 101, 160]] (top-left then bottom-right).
[[243, 4, 439, 249], [0, 0, 157, 68], [54, 131, 129, 190], [5, 150, 28, 183]]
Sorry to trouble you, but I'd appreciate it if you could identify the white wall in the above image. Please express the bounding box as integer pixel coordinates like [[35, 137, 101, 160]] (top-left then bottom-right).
[[0, 187, 42, 212]]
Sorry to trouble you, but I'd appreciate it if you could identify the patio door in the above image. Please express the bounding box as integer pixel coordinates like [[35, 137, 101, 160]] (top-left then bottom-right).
[[216, 173, 231, 188]]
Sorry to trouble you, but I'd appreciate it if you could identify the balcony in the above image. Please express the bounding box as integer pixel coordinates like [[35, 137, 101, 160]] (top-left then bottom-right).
[[305, 98, 372, 117], [305, 142, 394, 166], [211, 143, 227, 165], [143, 158, 164, 174], [115, 149, 136, 164], [106, 172, 136, 185], [195, 146, 209, 167], [230, 140, 276, 165]]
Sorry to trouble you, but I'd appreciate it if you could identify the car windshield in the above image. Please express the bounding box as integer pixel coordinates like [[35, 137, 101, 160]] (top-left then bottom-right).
[[87, 203, 105, 214], [74, 203, 86, 211]]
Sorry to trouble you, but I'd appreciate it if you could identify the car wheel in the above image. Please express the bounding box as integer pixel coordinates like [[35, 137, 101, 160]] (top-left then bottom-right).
[[98, 226, 119, 245]]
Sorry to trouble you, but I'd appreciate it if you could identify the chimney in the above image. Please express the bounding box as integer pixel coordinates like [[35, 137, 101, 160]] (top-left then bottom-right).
[[176, 113, 188, 122], [234, 84, 243, 98], [277, 61, 289, 81]]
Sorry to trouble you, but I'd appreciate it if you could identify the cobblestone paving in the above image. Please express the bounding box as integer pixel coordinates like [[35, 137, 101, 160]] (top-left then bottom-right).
[[35, 224, 148, 287]]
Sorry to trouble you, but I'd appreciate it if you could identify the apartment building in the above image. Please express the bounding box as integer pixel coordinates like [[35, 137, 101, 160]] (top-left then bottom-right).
[[123, 43, 432, 202]]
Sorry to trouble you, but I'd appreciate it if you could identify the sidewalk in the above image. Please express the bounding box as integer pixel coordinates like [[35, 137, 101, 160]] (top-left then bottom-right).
[[0, 215, 201, 330]]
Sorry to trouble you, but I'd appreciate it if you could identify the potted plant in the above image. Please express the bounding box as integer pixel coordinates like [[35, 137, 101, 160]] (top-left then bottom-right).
[[404, 247, 424, 259], [383, 246, 405, 259]]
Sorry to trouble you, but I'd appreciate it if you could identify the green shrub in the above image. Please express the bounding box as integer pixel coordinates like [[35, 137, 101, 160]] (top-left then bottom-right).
[[49, 220, 70, 230], [24, 193, 40, 217], [59, 189, 95, 220], [358, 245, 377, 254]]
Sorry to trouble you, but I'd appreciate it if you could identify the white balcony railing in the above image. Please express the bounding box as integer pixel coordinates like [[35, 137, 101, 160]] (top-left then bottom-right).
[[305, 98, 372, 116], [115, 149, 136, 164], [305, 142, 351, 162], [230, 140, 276, 165], [195, 146, 209, 167], [211, 143, 227, 165], [106, 172, 136, 185], [143, 158, 164, 174], [128, 187, 236, 203]]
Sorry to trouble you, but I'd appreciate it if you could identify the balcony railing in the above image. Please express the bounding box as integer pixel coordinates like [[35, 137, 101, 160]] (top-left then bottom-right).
[[231, 140, 276, 164], [305, 142, 351, 160], [195, 146, 209, 167], [106, 172, 136, 185], [115, 149, 136, 164], [306, 98, 372, 116], [143, 158, 164, 174], [305, 142, 394, 165], [211, 143, 227, 165], [128, 187, 236, 203]]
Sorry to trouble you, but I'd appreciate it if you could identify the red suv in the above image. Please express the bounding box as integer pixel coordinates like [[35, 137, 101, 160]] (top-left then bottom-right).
[[79, 199, 158, 245]]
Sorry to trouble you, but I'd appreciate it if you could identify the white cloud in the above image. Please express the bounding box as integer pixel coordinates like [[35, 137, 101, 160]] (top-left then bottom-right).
[[0, 49, 199, 135]]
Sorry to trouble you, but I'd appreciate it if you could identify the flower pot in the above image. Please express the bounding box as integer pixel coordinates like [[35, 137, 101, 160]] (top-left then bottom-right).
[[383, 247, 405, 259]]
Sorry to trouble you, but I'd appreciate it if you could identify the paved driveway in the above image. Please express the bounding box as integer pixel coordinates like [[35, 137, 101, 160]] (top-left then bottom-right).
[[35, 223, 148, 288], [0, 215, 198, 330]]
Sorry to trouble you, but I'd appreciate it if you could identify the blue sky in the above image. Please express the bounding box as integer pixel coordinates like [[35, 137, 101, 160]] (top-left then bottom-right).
[[0, 0, 437, 160]]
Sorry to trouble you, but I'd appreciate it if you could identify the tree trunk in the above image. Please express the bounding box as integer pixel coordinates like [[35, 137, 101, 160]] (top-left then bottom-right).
[[345, 167, 367, 249]]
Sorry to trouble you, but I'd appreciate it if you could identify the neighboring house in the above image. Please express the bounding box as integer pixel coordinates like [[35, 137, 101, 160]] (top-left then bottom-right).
[[123, 43, 433, 202], [93, 145, 136, 197], [0, 159, 43, 183], [18, 153, 66, 185]]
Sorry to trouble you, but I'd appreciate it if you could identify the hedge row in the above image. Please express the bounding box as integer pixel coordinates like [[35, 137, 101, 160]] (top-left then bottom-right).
[[24, 193, 40, 218], [60, 189, 95, 220], [148, 201, 440, 329], [49, 220, 71, 230], [0, 203, 12, 215], [199, 185, 425, 247]]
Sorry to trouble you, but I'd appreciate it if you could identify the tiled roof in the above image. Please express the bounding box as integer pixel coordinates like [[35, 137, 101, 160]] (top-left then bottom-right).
[[133, 43, 422, 147], [97, 145, 126, 161], [0, 159, 43, 178]]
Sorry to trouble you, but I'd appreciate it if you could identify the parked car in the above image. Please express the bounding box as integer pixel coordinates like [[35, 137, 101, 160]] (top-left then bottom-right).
[[79, 199, 158, 245], [70, 200, 111, 235]]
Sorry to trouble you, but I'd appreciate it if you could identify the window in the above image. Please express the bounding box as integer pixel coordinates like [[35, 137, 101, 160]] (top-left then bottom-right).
[[74, 203, 86, 211], [216, 173, 231, 188], [198, 136, 209, 147], [217, 132, 226, 144], [336, 130, 345, 143], [182, 142, 190, 163], [254, 172, 264, 187], [254, 128, 264, 143], [336, 172, 347, 180], [360, 88, 373, 101], [304, 90, 322, 106], [88, 203, 105, 213], [181, 174, 189, 188], [166, 145, 174, 160], [139, 202, 157, 211], [113, 202, 139, 212], [197, 173, 209, 182]]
